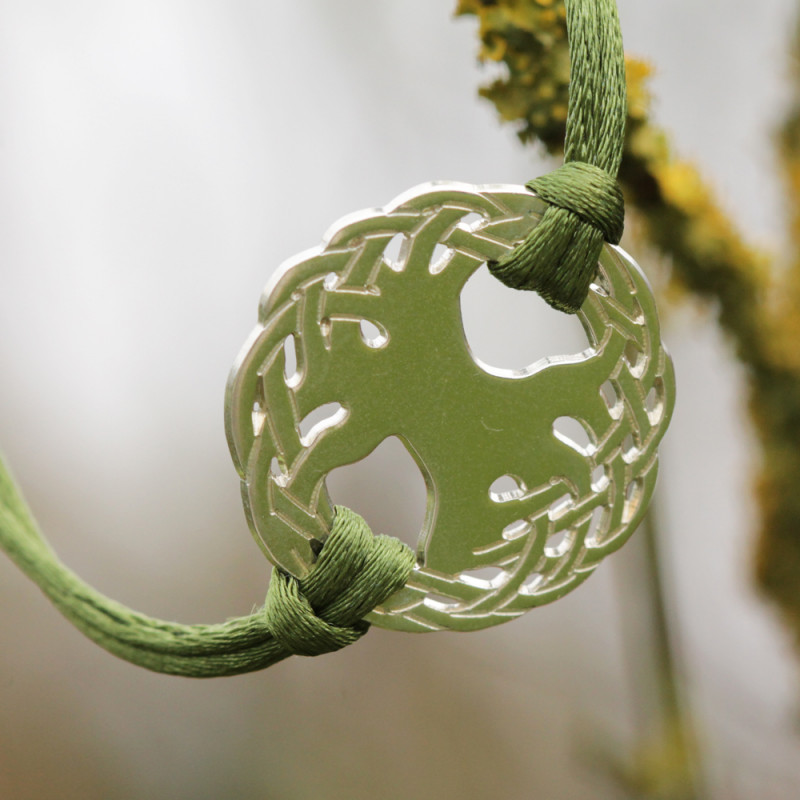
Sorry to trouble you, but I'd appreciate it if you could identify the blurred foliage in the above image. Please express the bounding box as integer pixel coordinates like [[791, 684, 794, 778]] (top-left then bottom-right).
[[456, 0, 800, 795], [456, 0, 800, 652], [598, 713, 701, 800]]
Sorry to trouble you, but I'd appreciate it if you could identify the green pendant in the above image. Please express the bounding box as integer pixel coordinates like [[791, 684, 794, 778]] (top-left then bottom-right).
[[226, 183, 675, 632]]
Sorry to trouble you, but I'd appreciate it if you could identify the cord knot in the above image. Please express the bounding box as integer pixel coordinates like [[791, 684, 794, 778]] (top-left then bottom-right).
[[489, 161, 625, 314], [531, 162, 624, 244], [263, 505, 415, 657]]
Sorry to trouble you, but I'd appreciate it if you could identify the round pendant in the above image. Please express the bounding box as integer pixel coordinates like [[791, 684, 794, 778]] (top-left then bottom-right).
[[226, 183, 675, 632]]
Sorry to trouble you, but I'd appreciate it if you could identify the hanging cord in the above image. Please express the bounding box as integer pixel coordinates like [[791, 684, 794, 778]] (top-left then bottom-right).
[[0, 456, 413, 677], [0, 0, 625, 675], [489, 0, 627, 313]]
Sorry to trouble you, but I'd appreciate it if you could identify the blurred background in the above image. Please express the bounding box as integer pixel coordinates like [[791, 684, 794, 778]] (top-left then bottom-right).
[[1, 1, 799, 798]]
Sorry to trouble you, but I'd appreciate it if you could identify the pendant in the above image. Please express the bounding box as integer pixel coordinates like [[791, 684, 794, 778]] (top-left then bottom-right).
[[226, 183, 675, 632]]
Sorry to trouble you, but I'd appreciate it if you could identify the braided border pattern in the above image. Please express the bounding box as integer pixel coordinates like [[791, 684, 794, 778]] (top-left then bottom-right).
[[226, 183, 675, 632]]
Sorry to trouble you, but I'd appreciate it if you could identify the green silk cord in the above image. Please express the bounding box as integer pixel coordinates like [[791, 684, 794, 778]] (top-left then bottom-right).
[[0, 0, 626, 675], [489, 0, 627, 313], [0, 456, 413, 676]]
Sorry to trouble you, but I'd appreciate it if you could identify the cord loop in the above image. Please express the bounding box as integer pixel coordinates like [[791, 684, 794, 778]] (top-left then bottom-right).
[[530, 162, 624, 244], [488, 0, 627, 314], [263, 506, 415, 657]]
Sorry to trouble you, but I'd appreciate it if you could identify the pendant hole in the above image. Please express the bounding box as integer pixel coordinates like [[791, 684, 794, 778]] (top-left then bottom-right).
[[545, 529, 574, 558], [548, 493, 574, 521], [460, 566, 507, 589], [591, 270, 613, 297], [621, 433, 639, 463], [460, 263, 589, 376], [252, 380, 266, 436], [623, 479, 644, 524], [590, 282, 608, 297], [646, 379, 665, 424], [359, 319, 388, 349], [553, 416, 595, 455], [600, 380, 622, 418], [382, 233, 407, 272], [591, 465, 608, 491], [628, 295, 644, 324], [502, 519, 531, 541], [283, 334, 300, 387], [298, 402, 348, 447], [623, 339, 645, 377], [519, 571, 544, 596], [423, 593, 461, 611], [252, 403, 265, 437], [585, 505, 610, 547], [457, 212, 487, 232], [270, 457, 288, 487], [326, 435, 427, 552], [489, 474, 526, 503], [429, 243, 454, 274]]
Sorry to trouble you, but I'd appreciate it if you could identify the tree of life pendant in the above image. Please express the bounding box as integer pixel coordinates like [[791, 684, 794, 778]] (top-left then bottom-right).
[[225, 183, 675, 632]]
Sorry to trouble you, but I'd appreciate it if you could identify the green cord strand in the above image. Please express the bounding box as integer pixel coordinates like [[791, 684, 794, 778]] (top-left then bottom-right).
[[489, 0, 627, 313], [0, 456, 413, 677]]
